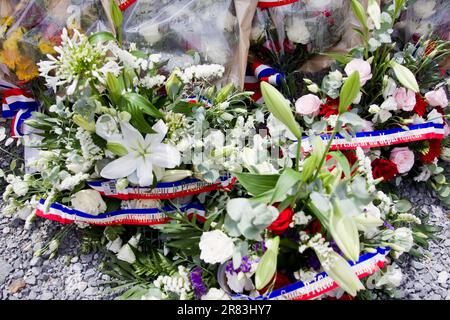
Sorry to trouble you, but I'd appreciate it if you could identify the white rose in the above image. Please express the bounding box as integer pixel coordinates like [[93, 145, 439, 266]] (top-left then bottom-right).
[[295, 94, 322, 116], [13, 181, 29, 196], [286, 18, 310, 44], [201, 288, 230, 300], [199, 230, 235, 264], [71, 190, 107, 215]]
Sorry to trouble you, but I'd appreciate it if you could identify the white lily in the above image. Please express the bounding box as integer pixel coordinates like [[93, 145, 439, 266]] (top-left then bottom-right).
[[100, 120, 181, 187]]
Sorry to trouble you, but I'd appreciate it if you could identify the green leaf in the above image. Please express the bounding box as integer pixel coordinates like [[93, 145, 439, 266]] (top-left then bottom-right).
[[339, 71, 361, 114], [165, 73, 183, 101], [322, 52, 353, 65], [395, 199, 412, 213], [301, 153, 318, 182], [123, 93, 164, 119], [269, 168, 302, 204], [351, 0, 369, 34], [328, 151, 351, 179], [255, 236, 279, 290], [106, 72, 124, 105], [394, 0, 406, 18], [88, 31, 116, 45], [233, 172, 280, 196], [10, 159, 17, 171], [125, 103, 156, 134], [110, 0, 123, 30]]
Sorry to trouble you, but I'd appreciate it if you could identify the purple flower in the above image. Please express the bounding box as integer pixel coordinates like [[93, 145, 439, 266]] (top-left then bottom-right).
[[225, 256, 258, 275], [190, 267, 206, 299], [383, 220, 395, 231]]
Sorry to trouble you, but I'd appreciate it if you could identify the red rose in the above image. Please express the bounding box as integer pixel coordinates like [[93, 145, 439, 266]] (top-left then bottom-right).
[[306, 219, 323, 235], [420, 139, 443, 164], [371, 159, 399, 181], [267, 206, 294, 235], [413, 93, 428, 117], [258, 272, 292, 295]]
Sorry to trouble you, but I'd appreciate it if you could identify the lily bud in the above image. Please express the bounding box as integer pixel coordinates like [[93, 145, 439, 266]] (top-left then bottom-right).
[[216, 83, 234, 103], [116, 178, 129, 191], [165, 72, 183, 100], [73, 115, 95, 132], [260, 82, 302, 139], [330, 199, 360, 262], [390, 61, 419, 93], [316, 250, 365, 297], [160, 170, 193, 182], [353, 212, 384, 231], [106, 142, 128, 156]]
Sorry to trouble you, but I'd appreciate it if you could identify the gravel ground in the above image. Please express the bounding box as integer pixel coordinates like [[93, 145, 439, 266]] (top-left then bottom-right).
[[0, 215, 115, 300], [395, 181, 450, 300]]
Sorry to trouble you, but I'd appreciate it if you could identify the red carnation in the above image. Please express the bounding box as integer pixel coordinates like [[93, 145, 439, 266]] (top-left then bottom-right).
[[306, 219, 323, 235], [413, 93, 428, 117], [268, 206, 294, 235], [320, 97, 351, 118], [420, 139, 443, 164], [371, 159, 399, 181]]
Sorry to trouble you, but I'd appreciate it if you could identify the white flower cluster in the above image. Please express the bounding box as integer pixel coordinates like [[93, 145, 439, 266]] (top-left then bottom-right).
[[356, 147, 376, 192], [5, 174, 29, 196], [139, 75, 166, 89], [179, 64, 225, 83], [396, 213, 422, 225], [153, 266, 193, 300], [291, 211, 312, 227], [55, 172, 90, 191], [376, 190, 394, 217], [75, 128, 103, 162], [298, 233, 335, 270]]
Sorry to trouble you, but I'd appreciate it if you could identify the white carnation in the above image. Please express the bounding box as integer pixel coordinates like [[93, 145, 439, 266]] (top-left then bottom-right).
[[199, 230, 235, 264]]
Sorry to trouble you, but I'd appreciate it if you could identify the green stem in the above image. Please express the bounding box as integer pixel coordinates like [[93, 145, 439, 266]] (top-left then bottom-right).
[[312, 120, 340, 182], [295, 131, 303, 172]]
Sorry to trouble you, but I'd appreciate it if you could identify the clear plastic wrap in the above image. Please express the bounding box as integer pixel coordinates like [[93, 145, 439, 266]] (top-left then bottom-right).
[[396, 0, 450, 42], [121, 0, 241, 85], [248, 0, 351, 71], [0, 0, 113, 87]]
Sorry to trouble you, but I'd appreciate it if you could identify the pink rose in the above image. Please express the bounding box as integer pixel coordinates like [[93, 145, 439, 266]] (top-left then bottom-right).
[[425, 87, 448, 108], [344, 59, 373, 86], [295, 94, 321, 116], [389, 147, 415, 174], [393, 87, 416, 111]]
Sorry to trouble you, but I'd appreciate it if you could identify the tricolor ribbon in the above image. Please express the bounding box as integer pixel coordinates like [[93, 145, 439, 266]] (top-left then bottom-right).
[[252, 61, 284, 86], [87, 175, 236, 200], [301, 122, 445, 153], [181, 95, 213, 108], [35, 199, 206, 226], [258, 0, 298, 8], [116, 0, 136, 11], [1, 88, 38, 119], [232, 247, 390, 300]]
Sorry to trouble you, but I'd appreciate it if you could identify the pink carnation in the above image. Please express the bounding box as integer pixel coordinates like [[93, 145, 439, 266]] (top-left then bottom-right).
[[425, 87, 448, 108], [295, 94, 322, 117], [344, 59, 373, 86], [389, 147, 415, 174], [394, 88, 416, 112]]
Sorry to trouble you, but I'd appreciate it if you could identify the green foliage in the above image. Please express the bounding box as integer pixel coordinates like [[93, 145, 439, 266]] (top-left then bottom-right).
[[255, 236, 279, 290], [339, 71, 361, 113], [233, 172, 280, 196]]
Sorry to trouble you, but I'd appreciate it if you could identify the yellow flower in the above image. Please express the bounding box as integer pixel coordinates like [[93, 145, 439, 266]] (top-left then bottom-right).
[[15, 56, 39, 82], [38, 40, 56, 55]]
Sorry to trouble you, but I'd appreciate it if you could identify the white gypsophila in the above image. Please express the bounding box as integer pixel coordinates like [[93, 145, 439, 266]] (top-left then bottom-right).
[[37, 28, 121, 95], [293, 269, 317, 282], [292, 211, 312, 226], [71, 189, 106, 215], [180, 64, 225, 83], [140, 75, 166, 89], [56, 172, 89, 191], [201, 288, 230, 300], [12, 180, 29, 197], [108, 43, 149, 70], [286, 17, 310, 44], [199, 230, 235, 264], [305, 234, 335, 269]]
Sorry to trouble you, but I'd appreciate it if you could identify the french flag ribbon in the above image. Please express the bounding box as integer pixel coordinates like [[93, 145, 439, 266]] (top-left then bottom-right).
[[258, 0, 298, 8], [252, 61, 284, 86], [233, 247, 390, 301], [244, 70, 264, 104], [11, 108, 34, 138], [181, 95, 213, 108], [87, 175, 236, 201], [35, 198, 206, 226], [116, 0, 136, 11], [1, 88, 39, 119], [301, 122, 445, 153]]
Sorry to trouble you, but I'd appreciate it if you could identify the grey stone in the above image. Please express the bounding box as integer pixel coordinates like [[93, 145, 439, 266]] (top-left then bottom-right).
[[25, 275, 36, 285], [0, 259, 13, 284], [40, 292, 53, 300], [77, 282, 88, 292], [438, 271, 449, 284], [30, 257, 42, 267], [85, 287, 97, 296], [72, 263, 83, 272], [411, 261, 425, 270], [80, 254, 93, 263], [13, 270, 24, 278], [70, 257, 79, 263], [3, 227, 10, 234]]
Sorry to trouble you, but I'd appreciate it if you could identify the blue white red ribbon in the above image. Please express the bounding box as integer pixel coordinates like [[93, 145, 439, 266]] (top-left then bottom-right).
[[87, 175, 236, 200], [35, 199, 206, 226], [301, 122, 445, 153], [233, 247, 390, 300], [182, 95, 213, 108], [117, 0, 136, 11], [1, 88, 38, 119], [252, 61, 284, 86], [11, 108, 34, 138], [258, 0, 298, 8]]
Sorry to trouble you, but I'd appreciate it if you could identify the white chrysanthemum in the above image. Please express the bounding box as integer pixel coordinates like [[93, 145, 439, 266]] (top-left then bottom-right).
[[199, 230, 235, 264], [71, 190, 107, 215]]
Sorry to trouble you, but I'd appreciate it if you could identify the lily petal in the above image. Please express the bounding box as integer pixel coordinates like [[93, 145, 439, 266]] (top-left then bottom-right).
[[120, 122, 145, 150], [150, 144, 181, 168], [100, 153, 138, 179]]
